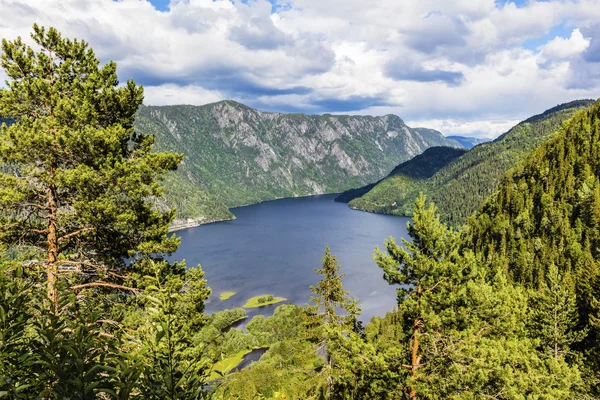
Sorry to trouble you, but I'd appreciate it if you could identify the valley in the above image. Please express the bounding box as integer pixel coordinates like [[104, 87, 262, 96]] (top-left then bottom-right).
[[135, 100, 460, 226]]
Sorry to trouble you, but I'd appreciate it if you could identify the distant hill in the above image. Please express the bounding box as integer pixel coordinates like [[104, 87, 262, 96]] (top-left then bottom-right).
[[135, 100, 459, 225], [347, 99, 596, 225], [337, 146, 466, 211], [446, 135, 490, 149]]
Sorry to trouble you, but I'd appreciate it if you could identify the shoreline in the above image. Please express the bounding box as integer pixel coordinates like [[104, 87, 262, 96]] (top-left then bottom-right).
[[168, 193, 407, 233], [168, 192, 344, 232], [168, 216, 236, 232]]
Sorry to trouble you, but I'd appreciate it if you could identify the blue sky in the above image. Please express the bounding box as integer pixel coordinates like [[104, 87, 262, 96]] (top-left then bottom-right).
[[2, 0, 600, 138], [148, 0, 169, 10]]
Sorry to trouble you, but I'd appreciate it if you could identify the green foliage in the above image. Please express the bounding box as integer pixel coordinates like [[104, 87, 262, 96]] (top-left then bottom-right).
[[160, 172, 234, 227], [528, 264, 587, 360], [209, 308, 246, 331], [305, 247, 361, 399], [0, 26, 214, 399], [373, 195, 583, 399], [465, 99, 600, 395], [306, 247, 361, 342], [0, 25, 182, 308], [243, 295, 286, 308], [247, 304, 305, 347], [216, 340, 322, 399], [351, 100, 595, 226], [0, 262, 38, 398], [339, 146, 465, 206]]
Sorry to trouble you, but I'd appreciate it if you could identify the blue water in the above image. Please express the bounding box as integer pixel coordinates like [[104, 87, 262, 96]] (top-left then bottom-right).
[[170, 194, 410, 322]]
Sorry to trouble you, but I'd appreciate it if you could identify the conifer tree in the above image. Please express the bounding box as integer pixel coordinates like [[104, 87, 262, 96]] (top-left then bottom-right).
[[374, 193, 458, 400], [375, 195, 583, 398], [528, 264, 586, 360], [0, 25, 181, 309], [306, 246, 361, 399]]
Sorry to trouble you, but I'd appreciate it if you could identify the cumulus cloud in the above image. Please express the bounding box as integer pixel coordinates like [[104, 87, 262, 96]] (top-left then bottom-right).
[[143, 84, 224, 106], [1, 0, 600, 138], [539, 28, 590, 60]]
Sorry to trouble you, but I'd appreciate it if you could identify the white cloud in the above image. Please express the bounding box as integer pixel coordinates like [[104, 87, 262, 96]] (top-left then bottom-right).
[[143, 84, 224, 106], [0, 0, 599, 138], [407, 118, 521, 139], [540, 28, 590, 60]]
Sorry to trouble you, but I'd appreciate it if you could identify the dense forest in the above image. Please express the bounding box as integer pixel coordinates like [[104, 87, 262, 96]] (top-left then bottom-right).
[[1, 26, 599, 399], [345, 99, 595, 226], [335, 146, 466, 209]]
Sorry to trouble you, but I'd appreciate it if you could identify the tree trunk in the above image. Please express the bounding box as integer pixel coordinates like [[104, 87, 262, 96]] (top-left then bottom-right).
[[409, 318, 420, 400], [47, 185, 58, 313], [409, 284, 423, 400]]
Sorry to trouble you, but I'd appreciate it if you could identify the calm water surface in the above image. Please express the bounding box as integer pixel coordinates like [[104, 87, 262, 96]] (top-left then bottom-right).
[[171, 194, 410, 322]]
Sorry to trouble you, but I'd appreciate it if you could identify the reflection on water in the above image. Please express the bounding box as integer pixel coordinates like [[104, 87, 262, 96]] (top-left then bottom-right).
[[170, 194, 410, 322]]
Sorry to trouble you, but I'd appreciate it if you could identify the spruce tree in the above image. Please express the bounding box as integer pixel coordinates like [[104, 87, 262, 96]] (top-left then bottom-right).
[[0, 25, 181, 309], [306, 246, 361, 399], [528, 264, 586, 360]]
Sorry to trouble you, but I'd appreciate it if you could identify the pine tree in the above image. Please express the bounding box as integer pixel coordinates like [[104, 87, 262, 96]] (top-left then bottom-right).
[[0, 25, 181, 309], [305, 246, 361, 399], [374, 193, 458, 400], [374, 195, 583, 398]]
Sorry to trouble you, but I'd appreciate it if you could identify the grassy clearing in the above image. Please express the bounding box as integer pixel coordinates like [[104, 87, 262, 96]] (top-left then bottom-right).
[[219, 291, 236, 301], [242, 295, 287, 309], [210, 349, 252, 379]]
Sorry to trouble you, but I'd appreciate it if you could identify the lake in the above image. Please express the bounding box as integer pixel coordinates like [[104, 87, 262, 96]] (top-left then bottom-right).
[[170, 194, 410, 323]]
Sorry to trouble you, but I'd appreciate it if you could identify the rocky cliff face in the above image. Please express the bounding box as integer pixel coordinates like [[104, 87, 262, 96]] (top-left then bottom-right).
[[135, 100, 459, 222]]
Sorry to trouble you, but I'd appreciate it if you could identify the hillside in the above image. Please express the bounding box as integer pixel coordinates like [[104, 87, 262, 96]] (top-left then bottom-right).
[[464, 100, 600, 389], [446, 135, 490, 149], [466, 100, 600, 286], [135, 100, 459, 223], [347, 99, 596, 225], [335, 146, 466, 204]]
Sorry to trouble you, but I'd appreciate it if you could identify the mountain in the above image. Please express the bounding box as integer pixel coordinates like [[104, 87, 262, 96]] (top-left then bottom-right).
[[135, 100, 460, 224], [334, 146, 466, 204], [446, 135, 490, 149], [465, 99, 600, 287], [346, 99, 596, 225], [464, 100, 600, 389]]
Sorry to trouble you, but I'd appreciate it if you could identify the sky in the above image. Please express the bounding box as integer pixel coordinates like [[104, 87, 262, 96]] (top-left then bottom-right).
[[0, 0, 599, 138]]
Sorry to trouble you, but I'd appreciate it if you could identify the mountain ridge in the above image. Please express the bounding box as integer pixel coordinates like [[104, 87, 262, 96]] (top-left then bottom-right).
[[345, 99, 596, 225], [136, 100, 460, 225]]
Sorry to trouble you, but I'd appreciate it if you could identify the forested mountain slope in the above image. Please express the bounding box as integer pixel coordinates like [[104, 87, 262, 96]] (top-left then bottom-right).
[[465, 99, 600, 391], [135, 100, 459, 222], [335, 146, 466, 204], [466, 100, 600, 287], [347, 99, 595, 225]]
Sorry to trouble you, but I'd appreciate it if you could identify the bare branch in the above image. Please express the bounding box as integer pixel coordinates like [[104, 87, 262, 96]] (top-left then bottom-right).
[[71, 281, 140, 295], [58, 227, 95, 243]]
